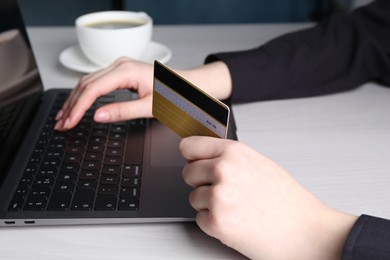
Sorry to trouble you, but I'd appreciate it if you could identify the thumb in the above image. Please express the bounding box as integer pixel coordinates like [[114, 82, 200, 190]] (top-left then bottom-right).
[[94, 96, 153, 123]]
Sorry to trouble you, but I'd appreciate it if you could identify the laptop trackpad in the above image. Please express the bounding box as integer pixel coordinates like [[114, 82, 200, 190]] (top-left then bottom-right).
[[150, 121, 186, 167]]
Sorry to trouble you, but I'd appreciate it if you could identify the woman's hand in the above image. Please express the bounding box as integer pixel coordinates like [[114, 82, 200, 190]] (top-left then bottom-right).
[[54, 58, 232, 131], [180, 136, 357, 260], [55, 57, 154, 130]]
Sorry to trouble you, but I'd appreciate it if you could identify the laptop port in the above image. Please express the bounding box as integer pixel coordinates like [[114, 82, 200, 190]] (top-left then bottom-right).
[[24, 220, 35, 224], [4, 221, 15, 225]]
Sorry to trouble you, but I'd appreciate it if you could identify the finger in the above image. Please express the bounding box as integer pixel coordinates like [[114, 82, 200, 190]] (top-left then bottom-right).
[[195, 210, 218, 239], [182, 159, 214, 187], [55, 84, 80, 120], [67, 68, 110, 108], [56, 57, 133, 128], [188, 186, 211, 211], [58, 64, 116, 120], [58, 65, 133, 130], [55, 71, 112, 129], [63, 69, 118, 122], [179, 136, 231, 161], [94, 97, 153, 123]]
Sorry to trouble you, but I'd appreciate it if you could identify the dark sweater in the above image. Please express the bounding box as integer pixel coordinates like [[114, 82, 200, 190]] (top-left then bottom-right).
[[206, 0, 390, 258], [207, 0, 390, 104]]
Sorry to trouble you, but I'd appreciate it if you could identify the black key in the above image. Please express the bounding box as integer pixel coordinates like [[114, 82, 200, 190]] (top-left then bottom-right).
[[61, 163, 80, 173], [97, 185, 118, 195], [78, 117, 93, 125], [29, 156, 41, 165], [71, 189, 95, 210], [30, 187, 51, 199], [84, 109, 94, 115], [47, 193, 72, 210], [103, 157, 122, 166], [79, 170, 99, 180], [37, 166, 57, 177], [40, 129, 52, 139], [84, 153, 103, 161], [48, 141, 66, 151], [90, 136, 106, 144], [92, 123, 109, 130], [82, 161, 101, 172], [24, 198, 47, 211], [57, 172, 77, 182], [120, 187, 139, 198], [91, 128, 107, 137], [101, 166, 121, 175], [13, 184, 29, 199], [77, 179, 97, 189], [41, 158, 61, 168], [121, 177, 140, 187], [100, 175, 119, 185], [32, 147, 45, 156], [130, 119, 145, 126], [107, 140, 123, 148], [8, 199, 24, 211], [110, 125, 126, 133], [94, 196, 117, 210], [33, 176, 55, 188], [54, 182, 75, 193], [123, 165, 141, 177], [19, 175, 34, 186], [68, 138, 87, 146], [87, 144, 104, 153], [106, 148, 123, 157], [63, 154, 82, 164], [71, 130, 88, 139], [36, 138, 49, 149], [118, 198, 138, 210], [52, 132, 68, 142], [109, 133, 125, 140], [24, 163, 37, 176], [66, 145, 85, 154], [45, 151, 63, 159]]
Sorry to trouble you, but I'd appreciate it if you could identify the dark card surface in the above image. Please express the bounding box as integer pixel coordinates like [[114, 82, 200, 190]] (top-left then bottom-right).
[[152, 61, 230, 138]]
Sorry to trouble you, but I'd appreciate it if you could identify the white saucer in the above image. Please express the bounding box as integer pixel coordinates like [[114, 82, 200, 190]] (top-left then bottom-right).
[[59, 41, 172, 73]]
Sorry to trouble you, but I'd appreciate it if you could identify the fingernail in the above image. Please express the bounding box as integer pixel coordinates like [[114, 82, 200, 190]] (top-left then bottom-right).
[[63, 117, 71, 129], [95, 110, 110, 122], [55, 109, 63, 120], [54, 120, 62, 130]]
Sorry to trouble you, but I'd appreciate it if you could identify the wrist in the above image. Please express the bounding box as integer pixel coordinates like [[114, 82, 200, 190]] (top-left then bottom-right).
[[176, 61, 232, 100], [307, 207, 358, 260]]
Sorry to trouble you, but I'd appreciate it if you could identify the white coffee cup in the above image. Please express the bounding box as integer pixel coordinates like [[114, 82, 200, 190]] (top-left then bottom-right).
[[76, 11, 153, 67]]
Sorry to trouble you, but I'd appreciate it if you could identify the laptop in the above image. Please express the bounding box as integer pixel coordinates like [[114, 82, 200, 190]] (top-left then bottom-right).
[[0, 0, 237, 226]]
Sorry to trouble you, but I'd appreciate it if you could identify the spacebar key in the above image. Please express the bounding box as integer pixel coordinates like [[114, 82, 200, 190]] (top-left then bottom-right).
[[71, 189, 95, 210]]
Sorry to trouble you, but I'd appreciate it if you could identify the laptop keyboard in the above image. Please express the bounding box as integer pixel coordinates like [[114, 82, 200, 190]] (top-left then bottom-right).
[[8, 92, 146, 212]]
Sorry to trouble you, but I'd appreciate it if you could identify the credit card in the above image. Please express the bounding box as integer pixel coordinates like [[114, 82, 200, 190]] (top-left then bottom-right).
[[152, 61, 230, 138]]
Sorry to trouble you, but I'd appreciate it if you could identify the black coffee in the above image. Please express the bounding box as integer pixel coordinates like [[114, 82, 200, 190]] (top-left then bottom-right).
[[85, 20, 145, 29]]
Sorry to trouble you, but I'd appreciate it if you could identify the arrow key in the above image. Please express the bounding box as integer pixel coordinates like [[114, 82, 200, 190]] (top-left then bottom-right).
[[94, 195, 117, 210]]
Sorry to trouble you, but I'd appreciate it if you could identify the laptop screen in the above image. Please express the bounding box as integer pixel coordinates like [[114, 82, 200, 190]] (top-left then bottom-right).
[[0, 0, 44, 186]]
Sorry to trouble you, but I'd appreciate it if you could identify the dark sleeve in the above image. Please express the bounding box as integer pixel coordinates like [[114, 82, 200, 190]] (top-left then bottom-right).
[[205, 0, 390, 103], [343, 215, 390, 260]]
